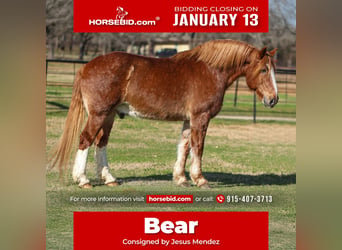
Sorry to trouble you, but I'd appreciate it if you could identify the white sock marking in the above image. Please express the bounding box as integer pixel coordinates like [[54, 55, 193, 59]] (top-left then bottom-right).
[[72, 148, 90, 186], [174, 139, 187, 172], [95, 146, 116, 184]]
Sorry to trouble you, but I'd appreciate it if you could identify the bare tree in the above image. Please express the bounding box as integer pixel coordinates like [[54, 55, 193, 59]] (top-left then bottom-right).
[[46, 0, 73, 58]]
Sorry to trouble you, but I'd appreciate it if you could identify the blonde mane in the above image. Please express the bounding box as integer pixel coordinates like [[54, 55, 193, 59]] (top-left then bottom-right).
[[173, 40, 255, 70]]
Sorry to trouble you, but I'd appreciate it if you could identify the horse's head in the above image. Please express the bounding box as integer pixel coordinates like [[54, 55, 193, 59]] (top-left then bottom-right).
[[116, 7, 128, 15], [244, 47, 278, 108]]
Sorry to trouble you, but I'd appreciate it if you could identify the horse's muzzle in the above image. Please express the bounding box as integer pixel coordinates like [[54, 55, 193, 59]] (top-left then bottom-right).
[[263, 95, 279, 108]]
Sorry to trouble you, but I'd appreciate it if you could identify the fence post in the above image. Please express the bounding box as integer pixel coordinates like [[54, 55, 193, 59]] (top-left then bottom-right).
[[253, 92, 256, 123], [285, 72, 288, 104], [233, 79, 239, 107]]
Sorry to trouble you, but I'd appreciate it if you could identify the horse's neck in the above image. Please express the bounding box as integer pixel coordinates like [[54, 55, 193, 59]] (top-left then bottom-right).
[[218, 67, 245, 89], [229, 70, 244, 82]]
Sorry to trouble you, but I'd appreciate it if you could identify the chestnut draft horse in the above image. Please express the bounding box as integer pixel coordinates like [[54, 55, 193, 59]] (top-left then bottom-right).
[[49, 39, 278, 188]]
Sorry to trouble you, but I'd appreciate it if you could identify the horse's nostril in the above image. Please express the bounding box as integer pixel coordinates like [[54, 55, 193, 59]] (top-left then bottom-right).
[[270, 98, 275, 106]]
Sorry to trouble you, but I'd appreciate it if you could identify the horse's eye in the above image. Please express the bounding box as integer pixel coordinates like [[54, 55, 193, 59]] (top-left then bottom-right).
[[260, 69, 267, 73]]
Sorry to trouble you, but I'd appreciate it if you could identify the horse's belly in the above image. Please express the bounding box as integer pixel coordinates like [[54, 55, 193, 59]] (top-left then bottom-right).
[[115, 102, 146, 118], [115, 102, 187, 121]]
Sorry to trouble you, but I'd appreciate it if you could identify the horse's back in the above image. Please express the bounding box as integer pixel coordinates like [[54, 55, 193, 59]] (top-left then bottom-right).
[[121, 54, 213, 120]]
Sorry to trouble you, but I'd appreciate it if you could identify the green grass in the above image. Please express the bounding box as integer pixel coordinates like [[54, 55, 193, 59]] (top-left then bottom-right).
[[46, 115, 296, 249]]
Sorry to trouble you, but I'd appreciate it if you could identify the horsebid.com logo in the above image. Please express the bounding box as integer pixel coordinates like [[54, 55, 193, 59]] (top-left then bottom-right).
[[88, 5, 157, 26]]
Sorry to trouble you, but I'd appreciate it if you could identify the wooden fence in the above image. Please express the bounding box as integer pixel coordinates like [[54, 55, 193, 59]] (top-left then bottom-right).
[[46, 59, 296, 121]]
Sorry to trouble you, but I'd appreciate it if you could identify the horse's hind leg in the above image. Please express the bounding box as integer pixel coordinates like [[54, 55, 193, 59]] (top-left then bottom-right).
[[94, 112, 118, 186], [173, 120, 191, 186], [72, 113, 107, 188], [189, 113, 210, 188], [72, 147, 91, 188]]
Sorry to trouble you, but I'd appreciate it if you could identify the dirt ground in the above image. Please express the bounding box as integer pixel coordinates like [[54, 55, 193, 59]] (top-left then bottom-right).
[[207, 123, 296, 145]]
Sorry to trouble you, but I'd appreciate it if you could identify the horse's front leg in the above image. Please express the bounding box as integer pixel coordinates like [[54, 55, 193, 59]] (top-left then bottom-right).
[[189, 113, 210, 188], [173, 120, 191, 186]]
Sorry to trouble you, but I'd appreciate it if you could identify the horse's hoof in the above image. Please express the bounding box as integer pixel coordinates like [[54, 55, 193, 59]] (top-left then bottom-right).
[[106, 181, 119, 187], [80, 183, 93, 189]]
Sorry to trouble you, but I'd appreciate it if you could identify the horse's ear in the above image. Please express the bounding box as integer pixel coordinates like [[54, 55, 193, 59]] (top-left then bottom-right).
[[267, 48, 278, 57], [259, 47, 267, 59]]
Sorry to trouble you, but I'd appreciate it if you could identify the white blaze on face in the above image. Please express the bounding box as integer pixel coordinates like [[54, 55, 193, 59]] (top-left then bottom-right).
[[270, 67, 278, 95]]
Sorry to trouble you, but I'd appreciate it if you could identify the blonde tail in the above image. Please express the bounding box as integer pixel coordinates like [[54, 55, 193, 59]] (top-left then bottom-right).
[[48, 70, 86, 177]]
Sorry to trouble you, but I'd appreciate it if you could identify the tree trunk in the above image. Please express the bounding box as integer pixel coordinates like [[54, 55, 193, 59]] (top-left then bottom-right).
[[79, 33, 92, 60]]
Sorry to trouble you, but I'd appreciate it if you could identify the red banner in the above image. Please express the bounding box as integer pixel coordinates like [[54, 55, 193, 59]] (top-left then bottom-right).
[[74, 211, 268, 249], [74, 0, 268, 33]]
